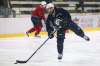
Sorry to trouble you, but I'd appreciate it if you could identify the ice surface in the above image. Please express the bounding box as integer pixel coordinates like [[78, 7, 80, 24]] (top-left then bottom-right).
[[0, 31, 100, 66]]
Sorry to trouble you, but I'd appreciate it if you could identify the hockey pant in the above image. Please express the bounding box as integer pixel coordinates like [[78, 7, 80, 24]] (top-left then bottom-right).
[[31, 16, 41, 25], [67, 21, 85, 38]]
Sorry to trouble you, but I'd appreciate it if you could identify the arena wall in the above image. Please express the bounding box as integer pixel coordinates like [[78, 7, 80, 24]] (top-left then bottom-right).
[[0, 14, 100, 38]]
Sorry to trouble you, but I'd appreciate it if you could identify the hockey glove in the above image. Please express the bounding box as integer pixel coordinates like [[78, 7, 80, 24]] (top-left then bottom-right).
[[48, 33, 54, 39]]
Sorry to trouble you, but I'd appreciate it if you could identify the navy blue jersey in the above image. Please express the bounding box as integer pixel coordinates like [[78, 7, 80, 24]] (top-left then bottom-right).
[[46, 7, 72, 33]]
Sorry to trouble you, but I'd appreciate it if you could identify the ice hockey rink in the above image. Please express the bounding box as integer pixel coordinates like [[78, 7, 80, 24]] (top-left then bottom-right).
[[0, 31, 100, 66]]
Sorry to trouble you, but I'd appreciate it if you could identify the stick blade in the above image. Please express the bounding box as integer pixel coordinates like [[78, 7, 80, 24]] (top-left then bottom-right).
[[14, 60, 27, 64]]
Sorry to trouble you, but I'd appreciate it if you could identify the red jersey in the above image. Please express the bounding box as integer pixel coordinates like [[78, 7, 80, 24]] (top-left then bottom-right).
[[32, 5, 45, 20]]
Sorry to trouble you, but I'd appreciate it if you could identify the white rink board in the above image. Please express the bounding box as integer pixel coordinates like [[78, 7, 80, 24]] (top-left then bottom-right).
[[0, 14, 100, 34], [72, 14, 100, 28]]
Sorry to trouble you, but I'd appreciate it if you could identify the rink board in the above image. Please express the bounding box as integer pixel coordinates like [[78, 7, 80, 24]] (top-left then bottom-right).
[[0, 28, 100, 38]]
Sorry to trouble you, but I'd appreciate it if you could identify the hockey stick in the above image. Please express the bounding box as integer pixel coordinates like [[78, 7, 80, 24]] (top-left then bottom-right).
[[14, 30, 57, 64]]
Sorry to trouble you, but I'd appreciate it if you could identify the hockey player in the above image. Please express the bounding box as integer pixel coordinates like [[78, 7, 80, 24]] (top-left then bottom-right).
[[26, 1, 46, 37], [45, 3, 90, 60]]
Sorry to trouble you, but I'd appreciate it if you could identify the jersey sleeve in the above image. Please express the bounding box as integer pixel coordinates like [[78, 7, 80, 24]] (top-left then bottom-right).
[[45, 15, 54, 35]]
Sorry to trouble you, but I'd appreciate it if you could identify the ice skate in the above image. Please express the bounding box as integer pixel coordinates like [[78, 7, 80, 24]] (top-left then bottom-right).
[[58, 54, 63, 60]]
